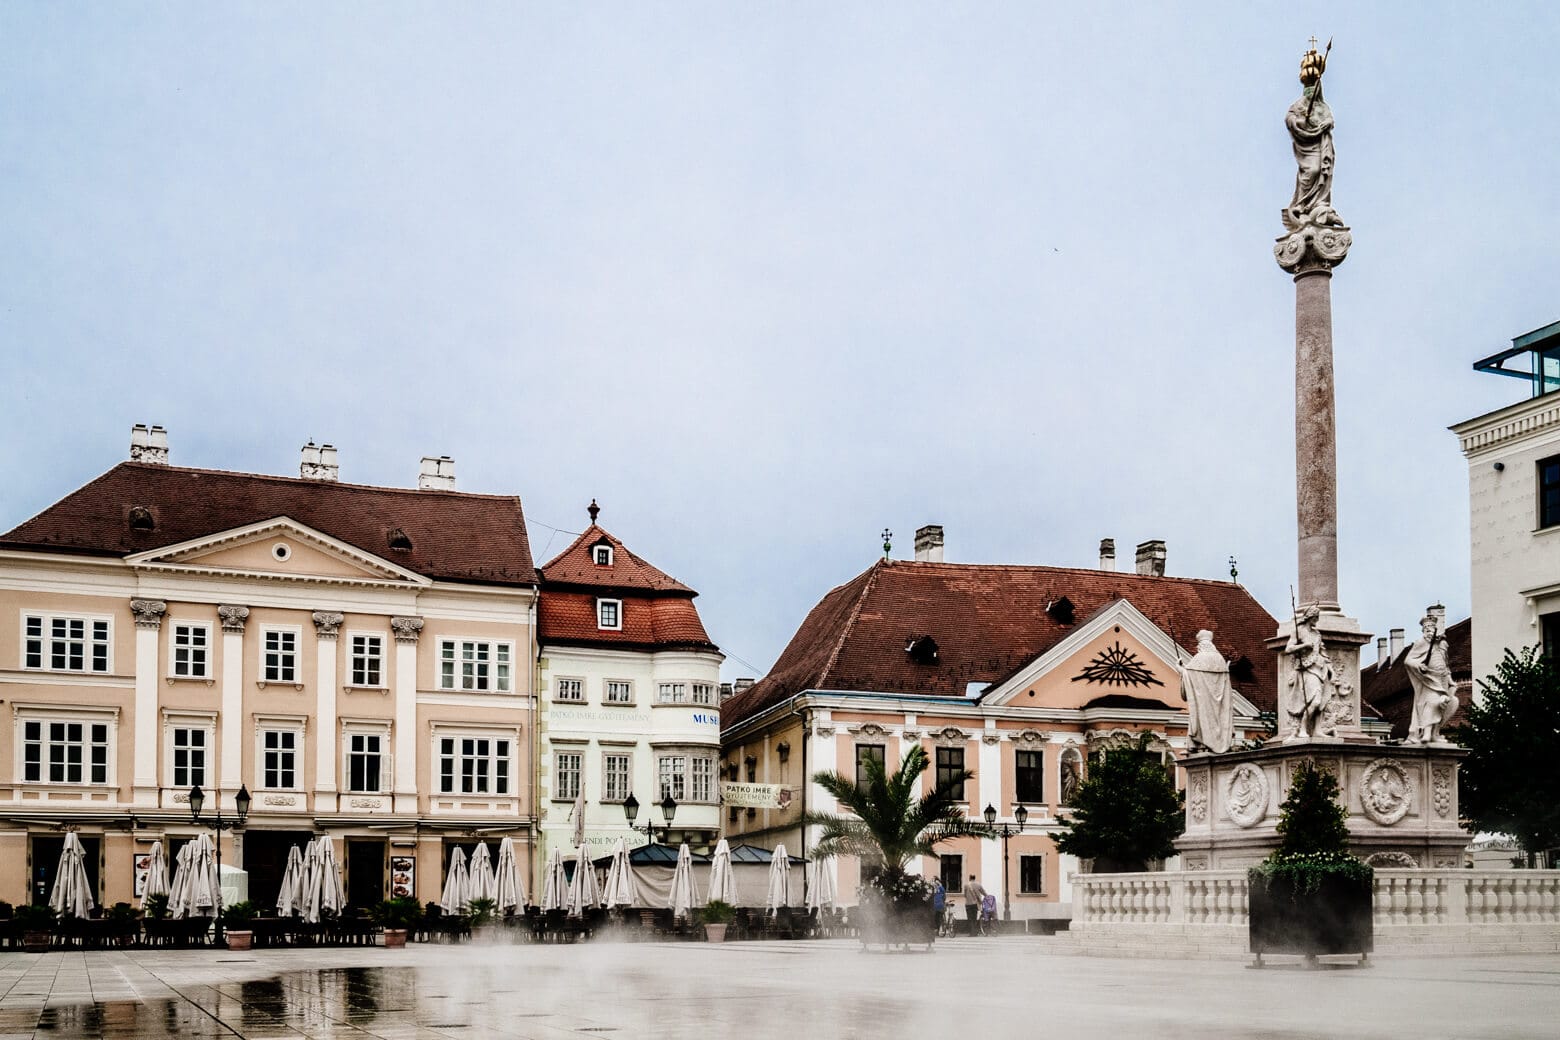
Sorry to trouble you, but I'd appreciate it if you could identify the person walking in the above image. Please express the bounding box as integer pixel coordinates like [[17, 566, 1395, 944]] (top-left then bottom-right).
[[932, 878, 946, 936], [961, 874, 987, 935]]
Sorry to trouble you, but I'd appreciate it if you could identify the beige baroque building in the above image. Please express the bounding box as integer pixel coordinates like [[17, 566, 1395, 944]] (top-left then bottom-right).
[[0, 429, 538, 910]]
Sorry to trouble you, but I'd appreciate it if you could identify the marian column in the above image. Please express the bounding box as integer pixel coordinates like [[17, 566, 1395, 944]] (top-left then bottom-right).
[[1270, 41, 1369, 741]]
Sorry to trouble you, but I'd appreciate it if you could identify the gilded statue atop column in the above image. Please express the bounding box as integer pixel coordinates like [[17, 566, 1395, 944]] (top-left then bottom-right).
[[1275, 38, 1352, 273]]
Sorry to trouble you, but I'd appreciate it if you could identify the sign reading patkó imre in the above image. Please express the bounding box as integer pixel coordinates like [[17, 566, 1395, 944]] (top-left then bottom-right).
[[720, 782, 793, 809]]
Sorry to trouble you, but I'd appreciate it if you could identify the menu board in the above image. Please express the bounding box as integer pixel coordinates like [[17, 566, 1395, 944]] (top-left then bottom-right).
[[390, 855, 415, 898]]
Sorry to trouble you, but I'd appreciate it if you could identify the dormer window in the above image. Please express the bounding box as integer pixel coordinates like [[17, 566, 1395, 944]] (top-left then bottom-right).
[[597, 598, 622, 631], [594, 545, 613, 566]]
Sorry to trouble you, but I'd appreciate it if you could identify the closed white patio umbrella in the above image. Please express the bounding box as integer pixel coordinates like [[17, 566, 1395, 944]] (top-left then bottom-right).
[[494, 837, 526, 915], [668, 843, 696, 923], [765, 844, 793, 914], [467, 842, 497, 904], [49, 832, 95, 920], [276, 844, 305, 917], [440, 847, 470, 916], [601, 838, 638, 909], [141, 841, 170, 903], [540, 847, 568, 912], [806, 856, 838, 912], [302, 836, 344, 924], [706, 839, 736, 907], [566, 845, 600, 917], [178, 834, 218, 920], [167, 841, 193, 918]]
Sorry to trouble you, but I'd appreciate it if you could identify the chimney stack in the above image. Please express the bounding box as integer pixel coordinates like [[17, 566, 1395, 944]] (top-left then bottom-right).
[[732, 678, 755, 696], [1099, 538, 1116, 571], [1427, 603, 1446, 628], [1390, 627, 1405, 661], [914, 525, 945, 563], [1134, 539, 1166, 577], [129, 424, 169, 465], [418, 455, 456, 491], [1377, 636, 1389, 667], [299, 442, 339, 481]]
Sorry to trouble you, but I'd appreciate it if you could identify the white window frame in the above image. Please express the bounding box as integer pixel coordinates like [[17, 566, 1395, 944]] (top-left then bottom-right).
[[162, 710, 216, 790], [596, 598, 622, 631], [21, 612, 113, 674], [1019, 853, 1046, 894], [691, 755, 715, 802], [555, 677, 585, 703], [691, 682, 715, 705], [656, 682, 688, 704], [255, 716, 306, 791], [168, 621, 211, 680], [432, 727, 516, 796], [554, 748, 584, 801], [342, 720, 391, 794], [15, 706, 117, 786], [602, 750, 632, 802], [259, 626, 301, 686], [594, 544, 614, 566], [437, 638, 515, 693], [604, 679, 634, 705], [657, 754, 687, 801], [346, 632, 386, 689]]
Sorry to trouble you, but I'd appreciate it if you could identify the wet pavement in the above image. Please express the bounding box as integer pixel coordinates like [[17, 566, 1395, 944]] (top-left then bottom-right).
[[1, 938, 1557, 1038]]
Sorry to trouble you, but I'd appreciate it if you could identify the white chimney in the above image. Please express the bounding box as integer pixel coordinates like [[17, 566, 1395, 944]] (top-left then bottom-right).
[[1135, 539, 1166, 577], [418, 455, 456, 491], [1377, 636, 1389, 667], [299, 442, 339, 481], [1390, 628, 1405, 661], [129, 424, 169, 465], [914, 525, 945, 562], [1099, 538, 1116, 571], [1427, 603, 1446, 627]]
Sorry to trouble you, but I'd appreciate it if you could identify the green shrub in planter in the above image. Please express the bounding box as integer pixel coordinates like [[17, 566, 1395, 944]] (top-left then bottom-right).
[[699, 900, 736, 925], [106, 902, 140, 940], [15, 904, 56, 932], [465, 897, 496, 927], [144, 893, 170, 920], [370, 897, 422, 930], [220, 901, 258, 930]]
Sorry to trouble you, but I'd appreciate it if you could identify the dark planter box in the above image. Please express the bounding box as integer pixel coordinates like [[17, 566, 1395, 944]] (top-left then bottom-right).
[[1249, 871, 1373, 959], [859, 900, 936, 950]]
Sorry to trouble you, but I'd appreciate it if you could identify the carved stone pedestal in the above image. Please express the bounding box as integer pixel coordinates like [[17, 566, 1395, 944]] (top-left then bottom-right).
[[1176, 741, 1469, 870]]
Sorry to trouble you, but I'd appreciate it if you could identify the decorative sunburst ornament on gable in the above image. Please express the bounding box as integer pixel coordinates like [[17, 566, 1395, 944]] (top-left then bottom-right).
[[1071, 640, 1164, 687]]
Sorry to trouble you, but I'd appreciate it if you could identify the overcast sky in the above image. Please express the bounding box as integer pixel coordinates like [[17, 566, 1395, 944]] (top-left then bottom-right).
[[3, 3, 1557, 681]]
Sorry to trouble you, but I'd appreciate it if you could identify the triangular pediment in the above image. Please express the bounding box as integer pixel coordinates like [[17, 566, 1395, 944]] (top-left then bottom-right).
[[125, 517, 429, 586]]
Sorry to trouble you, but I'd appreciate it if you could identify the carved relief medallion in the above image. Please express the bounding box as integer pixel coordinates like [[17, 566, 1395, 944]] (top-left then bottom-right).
[[1223, 763, 1269, 829], [1359, 758, 1414, 826], [1365, 850, 1418, 868], [1189, 773, 1209, 824], [1431, 766, 1453, 819]]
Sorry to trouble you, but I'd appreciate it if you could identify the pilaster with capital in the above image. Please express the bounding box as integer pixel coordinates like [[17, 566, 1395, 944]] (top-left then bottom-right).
[[313, 611, 344, 806], [130, 598, 167, 804], [218, 605, 248, 790], [391, 617, 422, 807]]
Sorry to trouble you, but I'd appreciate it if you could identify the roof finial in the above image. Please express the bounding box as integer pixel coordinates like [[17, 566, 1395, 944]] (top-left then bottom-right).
[[881, 528, 893, 560], [587, 499, 600, 524]]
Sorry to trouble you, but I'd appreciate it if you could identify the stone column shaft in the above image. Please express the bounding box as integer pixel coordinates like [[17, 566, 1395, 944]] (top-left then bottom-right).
[[1294, 268, 1339, 611]]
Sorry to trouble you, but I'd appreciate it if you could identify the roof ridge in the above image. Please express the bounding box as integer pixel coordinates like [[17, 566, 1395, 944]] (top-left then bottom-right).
[[117, 461, 522, 502], [817, 560, 882, 689], [890, 558, 1244, 589]]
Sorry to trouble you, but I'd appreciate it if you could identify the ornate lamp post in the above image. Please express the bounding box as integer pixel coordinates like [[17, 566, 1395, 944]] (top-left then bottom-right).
[[984, 802, 1029, 923], [189, 783, 250, 941], [622, 793, 678, 846]]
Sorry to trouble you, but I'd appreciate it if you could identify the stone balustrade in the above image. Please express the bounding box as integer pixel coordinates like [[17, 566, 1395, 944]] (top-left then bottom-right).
[[1073, 869, 1560, 929]]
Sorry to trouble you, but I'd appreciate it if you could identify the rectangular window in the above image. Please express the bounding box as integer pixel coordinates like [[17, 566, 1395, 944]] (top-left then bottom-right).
[[263, 630, 298, 683], [556, 751, 582, 801], [556, 678, 584, 702], [691, 757, 714, 801], [347, 733, 383, 793], [437, 735, 512, 794], [936, 747, 966, 801], [1542, 454, 1560, 529], [349, 635, 383, 686], [605, 680, 633, 704], [691, 683, 715, 705], [20, 718, 110, 785], [1020, 854, 1045, 894], [172, 727, 207, 788], [657, 683, 688, 703], [939, 854, 963, 896], [1544, 612, 1560, 661], [855, 744, 885, 793], [438, 640, 513, 692], [262, 730, 298, 788], [1015, 749, 1044, 803], [594, 546, 612, 565], [171, 624, 209, 678], [23, 614, 111, 673], [658, 755, 687, 801], [603, 753, 631, 801], [597, 599, 621, 630]]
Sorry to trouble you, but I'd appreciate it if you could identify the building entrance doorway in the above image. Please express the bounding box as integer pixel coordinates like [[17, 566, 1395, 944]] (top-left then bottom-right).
[[30, 834, 100, 907], [242, 830, 314, 913], [346, 839, 385, 909]]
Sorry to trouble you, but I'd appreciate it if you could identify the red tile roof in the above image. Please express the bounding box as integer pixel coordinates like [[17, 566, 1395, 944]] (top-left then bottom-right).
[[721, 559, 1282, 727], [0, 462, 535, 586], [539, 590, 717, 652], [539, 525, 694, 593], [1360, 617, 1472, 740]]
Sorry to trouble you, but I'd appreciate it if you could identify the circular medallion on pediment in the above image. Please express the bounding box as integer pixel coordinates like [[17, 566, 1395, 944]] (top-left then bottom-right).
[[1360, 758, 1414, 826], [1223, 763, 1268, 828]]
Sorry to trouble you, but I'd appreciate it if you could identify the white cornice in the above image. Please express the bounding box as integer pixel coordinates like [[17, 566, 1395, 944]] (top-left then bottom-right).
[[1452, 393, 1560, 457]]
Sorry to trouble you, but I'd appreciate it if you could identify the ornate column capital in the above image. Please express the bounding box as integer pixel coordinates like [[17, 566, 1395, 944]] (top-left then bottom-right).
[[1275, 223, 1352, 275], [311, 611, 345, 641], [390, 616, 424, 645], [217, 604, 250, 633], [129, 599, 167, 630]]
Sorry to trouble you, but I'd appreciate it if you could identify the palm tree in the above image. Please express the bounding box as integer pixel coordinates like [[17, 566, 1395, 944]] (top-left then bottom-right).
[[805, 744, 990, 874]]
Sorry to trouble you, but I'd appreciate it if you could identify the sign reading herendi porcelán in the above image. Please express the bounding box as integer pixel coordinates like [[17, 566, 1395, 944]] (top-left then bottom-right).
[[720, 782, 792, 809]]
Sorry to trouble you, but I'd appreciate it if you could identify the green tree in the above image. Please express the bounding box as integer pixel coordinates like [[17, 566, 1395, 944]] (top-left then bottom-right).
[[1054, 734, 1183, 872], [1451, 646, 1560, 866], [805, 744, 988, 872], [1275, 759, 1350, 858]]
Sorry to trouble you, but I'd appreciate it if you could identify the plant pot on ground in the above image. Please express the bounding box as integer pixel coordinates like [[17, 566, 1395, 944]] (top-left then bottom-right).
[[106, 902, 140, 946], [15, 904, 56, 952], [700, 900, 735, 942], [371, 896, 423, 948], [221, 901, 258, 950]]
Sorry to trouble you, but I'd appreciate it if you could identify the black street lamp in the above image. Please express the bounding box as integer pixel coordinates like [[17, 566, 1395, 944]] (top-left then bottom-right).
[[189, 783, 251, 941], [984, 802, 1029, 923], [622, 792, 678, 845]]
